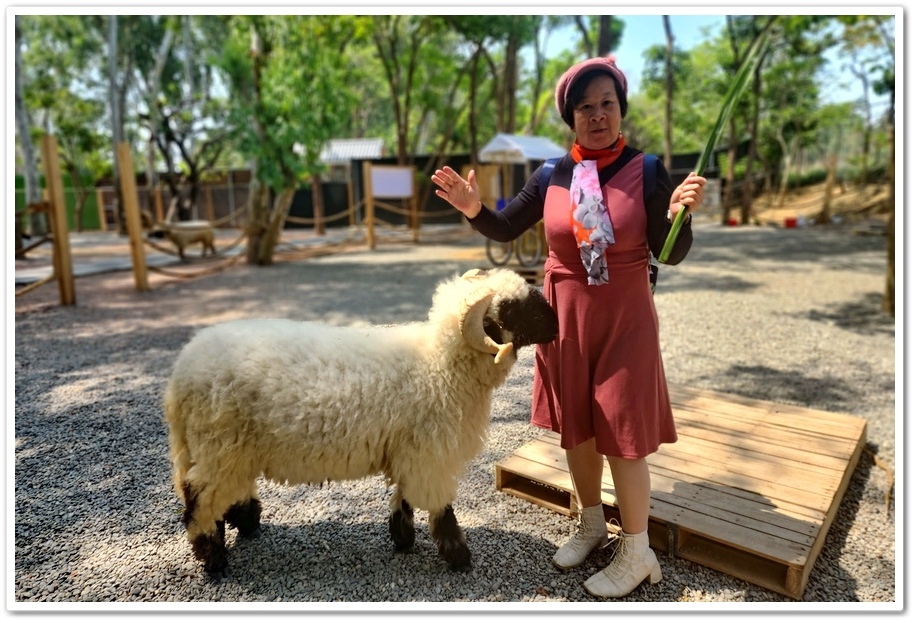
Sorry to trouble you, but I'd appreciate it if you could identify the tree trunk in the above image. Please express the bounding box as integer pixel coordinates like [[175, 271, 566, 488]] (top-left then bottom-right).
[[311, 174, 325, 236], [504, 39, 520, 133], [146, 27, 175, 223], [256, 187, 296, 265], [65, 161, 91, 232], [108, 15, 126, 235], [739, 64, 762, 224], [468, 49, 481, 165], [882, 119, 894, 316], [722, 119, 737, 225], [14, 15, 46, 244], [817, 153, 837, 225], [245, 176, 269, 265], [662, 16, 674, 170], [597, 16, 612, 56]]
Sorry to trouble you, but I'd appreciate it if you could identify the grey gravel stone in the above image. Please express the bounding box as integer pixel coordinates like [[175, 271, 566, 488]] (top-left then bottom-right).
[[12, 219, 897, 612]]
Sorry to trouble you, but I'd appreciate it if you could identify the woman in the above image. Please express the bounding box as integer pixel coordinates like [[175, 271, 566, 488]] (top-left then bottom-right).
[[431, 56, 706, 598]]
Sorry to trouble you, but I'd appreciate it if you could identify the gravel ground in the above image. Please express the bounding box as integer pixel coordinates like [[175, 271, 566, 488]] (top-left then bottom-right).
[[10, 219, 899, 616]]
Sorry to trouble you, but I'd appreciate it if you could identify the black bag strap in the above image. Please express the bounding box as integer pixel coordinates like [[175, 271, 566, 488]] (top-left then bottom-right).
[[538, 150, 661, 291], [538, 157, 560, 204], [643, 153, 659, 292]]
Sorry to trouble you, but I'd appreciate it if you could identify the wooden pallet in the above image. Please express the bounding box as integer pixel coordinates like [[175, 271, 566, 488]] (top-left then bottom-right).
[[494, 384, 868, 599]]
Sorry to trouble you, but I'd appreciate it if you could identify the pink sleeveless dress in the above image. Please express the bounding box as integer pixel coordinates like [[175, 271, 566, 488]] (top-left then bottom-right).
[[530, 154, 677, 459]]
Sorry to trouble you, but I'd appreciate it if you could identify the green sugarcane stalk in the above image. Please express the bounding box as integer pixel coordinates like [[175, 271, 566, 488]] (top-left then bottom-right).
[[659, 25, 772, 263]]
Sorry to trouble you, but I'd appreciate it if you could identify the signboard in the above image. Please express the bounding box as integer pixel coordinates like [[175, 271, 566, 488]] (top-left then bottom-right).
[[370, 166, 414, 199]]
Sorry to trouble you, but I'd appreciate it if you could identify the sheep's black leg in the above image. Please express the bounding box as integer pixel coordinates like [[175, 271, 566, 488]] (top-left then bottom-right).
[[430, 505, 471, 571], [225, 498, 262, 538], [182, 481, 229, 573], [389, 496, 416, 551], [191, 535, 228, 574]]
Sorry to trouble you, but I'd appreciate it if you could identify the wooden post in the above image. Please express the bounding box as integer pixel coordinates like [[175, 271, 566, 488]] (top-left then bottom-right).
[[313, 176, 325, 237], [346, 175, 355, 227], [411, 193, 419, 243], [95, 187, 107, 231], [363, 161, 376, 250], [154, 185, 164, 223], [39, 135, 76, 306], [117, 142, 149, 292]]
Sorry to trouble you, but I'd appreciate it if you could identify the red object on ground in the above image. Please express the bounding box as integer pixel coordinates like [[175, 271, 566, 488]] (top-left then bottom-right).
[[784, 217, 797, 228]]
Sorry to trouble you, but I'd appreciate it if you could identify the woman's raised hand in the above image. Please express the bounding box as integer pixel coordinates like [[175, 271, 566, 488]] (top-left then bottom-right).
[[431, 166, 482, 219]]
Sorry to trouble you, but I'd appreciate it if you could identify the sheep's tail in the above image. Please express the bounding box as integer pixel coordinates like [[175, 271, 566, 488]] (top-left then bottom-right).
[[163, 383, 192, 502]]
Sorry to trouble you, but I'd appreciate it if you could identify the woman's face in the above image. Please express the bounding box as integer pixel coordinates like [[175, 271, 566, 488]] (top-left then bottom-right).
[[572, 74, 622, 150]]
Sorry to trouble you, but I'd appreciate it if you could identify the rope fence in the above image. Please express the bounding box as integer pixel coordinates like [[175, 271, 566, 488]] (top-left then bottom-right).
[[17, 139, 473, 302]]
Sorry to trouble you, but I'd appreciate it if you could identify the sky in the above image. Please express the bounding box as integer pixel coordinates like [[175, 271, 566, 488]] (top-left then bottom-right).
[[541, 12, 881, 111], [546, 14, 728, 96]]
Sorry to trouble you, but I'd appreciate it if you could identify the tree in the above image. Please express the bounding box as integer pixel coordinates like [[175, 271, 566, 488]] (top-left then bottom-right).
[[760, 52, 821, 205], [218, 16, 358, 264], [105, 15, 128, 234], [662, 16, 675, 169], [14, 14, 45, 245], [133, 16, 176, 220], [369, 16, 475, 163], [840, 15, 896, 316], [18, 16, 109, 233], [836, 15, 895, 186], [639, 26, 711, 160], [573, 15, 623, 57]]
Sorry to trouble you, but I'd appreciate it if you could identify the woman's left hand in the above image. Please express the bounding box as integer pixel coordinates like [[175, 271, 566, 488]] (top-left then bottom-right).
[[669, 171, 707, 220]]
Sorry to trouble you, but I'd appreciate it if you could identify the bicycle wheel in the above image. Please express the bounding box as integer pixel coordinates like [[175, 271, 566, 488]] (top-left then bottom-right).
[[515, 228, 544, 267], [486, 238, 513, 266]]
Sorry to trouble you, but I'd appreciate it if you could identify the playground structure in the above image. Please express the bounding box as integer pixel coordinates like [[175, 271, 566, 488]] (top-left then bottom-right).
[[15, 136, 476, 303]]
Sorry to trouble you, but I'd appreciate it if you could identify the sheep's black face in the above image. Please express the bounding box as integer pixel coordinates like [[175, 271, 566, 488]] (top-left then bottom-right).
[[493, 287, 559, 348]]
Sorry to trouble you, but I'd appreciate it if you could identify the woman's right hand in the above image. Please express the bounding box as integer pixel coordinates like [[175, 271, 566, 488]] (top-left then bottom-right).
[[431, 166, 482, 219]]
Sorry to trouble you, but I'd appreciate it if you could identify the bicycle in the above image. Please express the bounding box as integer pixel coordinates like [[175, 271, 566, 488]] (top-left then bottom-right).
[[485, 225, 544, 268]]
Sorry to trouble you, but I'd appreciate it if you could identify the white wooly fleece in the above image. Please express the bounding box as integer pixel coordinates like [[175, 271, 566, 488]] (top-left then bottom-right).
[[164, 269, 537, 516]]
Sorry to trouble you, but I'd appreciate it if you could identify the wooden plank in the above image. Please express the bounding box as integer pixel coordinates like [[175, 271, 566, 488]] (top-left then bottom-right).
[[40, 135, 76, 305], [494, 454, 574, 517], [493, 388, 868, 600], [673, 420, 852, 472], [672, 402, 862, 459], [529, 430, 839, 513], [673, 404, 862, 457], [669, 385, 866, 440], [510, 435, 816, 562]]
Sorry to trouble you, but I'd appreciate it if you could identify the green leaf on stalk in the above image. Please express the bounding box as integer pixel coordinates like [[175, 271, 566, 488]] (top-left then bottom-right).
[[658, 22, 774, 263]]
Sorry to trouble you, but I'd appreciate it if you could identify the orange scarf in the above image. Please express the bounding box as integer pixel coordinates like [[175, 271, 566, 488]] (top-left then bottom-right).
[[570, 134, 627, 169]]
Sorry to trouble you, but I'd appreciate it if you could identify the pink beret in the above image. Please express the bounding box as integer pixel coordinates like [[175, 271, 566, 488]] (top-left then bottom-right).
[[555, 56, 628, 118]]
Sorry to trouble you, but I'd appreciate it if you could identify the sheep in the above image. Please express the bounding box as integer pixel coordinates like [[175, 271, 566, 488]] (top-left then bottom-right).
[[164, 267, 559, 574], [149, 220, 216, 261]]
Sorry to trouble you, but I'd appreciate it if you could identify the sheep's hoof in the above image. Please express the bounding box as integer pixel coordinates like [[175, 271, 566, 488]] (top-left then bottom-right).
[[389, 501, 416, 551], [225, 499, 262, 538], [191, 532, 229, 574], [430, 505, 471, 571], [440, 542, 472, 572]]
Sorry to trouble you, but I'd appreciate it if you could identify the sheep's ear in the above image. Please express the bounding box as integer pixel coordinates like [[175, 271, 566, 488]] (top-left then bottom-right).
[[459, 287, 513, 364]]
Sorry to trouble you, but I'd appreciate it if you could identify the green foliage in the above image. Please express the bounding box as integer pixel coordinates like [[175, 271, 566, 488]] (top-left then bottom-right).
[[660, 21, 772, 262], [14, 12, 895, 219], [217, 16, 359, 190]]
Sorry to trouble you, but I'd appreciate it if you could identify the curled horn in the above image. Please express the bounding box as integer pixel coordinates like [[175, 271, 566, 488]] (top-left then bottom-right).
[[458, 285, 514, 364]]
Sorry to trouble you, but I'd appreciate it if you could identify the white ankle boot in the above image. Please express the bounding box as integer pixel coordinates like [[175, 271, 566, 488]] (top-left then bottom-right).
[[552, 504, 610, 569], [583, 528, 662, 598]]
